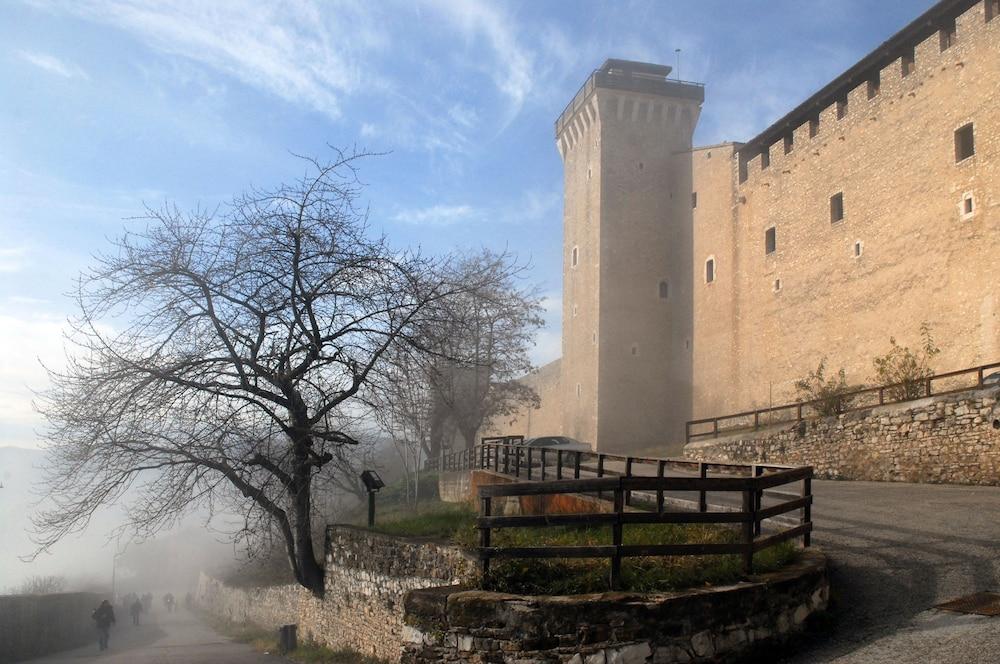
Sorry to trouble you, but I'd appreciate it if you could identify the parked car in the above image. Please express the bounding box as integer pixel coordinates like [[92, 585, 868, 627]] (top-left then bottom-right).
[[522, 436, 591, 452]]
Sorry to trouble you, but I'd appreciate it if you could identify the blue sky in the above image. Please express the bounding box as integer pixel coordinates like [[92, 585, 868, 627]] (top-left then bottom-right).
[[0, 0, 937, 448]]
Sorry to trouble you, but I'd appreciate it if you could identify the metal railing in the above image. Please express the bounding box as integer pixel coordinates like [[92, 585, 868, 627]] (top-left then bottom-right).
[[686, 360, 1000, 443]]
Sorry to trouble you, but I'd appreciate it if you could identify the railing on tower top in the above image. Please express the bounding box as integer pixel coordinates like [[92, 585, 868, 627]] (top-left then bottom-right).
[[685, 360, 1000, 444]]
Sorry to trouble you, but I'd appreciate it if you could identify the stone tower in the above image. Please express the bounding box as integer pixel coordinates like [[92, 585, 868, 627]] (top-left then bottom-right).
[[555, 59, 704, 453]]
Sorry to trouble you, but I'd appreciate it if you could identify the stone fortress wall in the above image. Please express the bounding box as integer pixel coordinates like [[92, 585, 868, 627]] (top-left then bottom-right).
[[0, 592, 102, 663], [686, 386, 1000, 485], [492, 0, 1000, 456]]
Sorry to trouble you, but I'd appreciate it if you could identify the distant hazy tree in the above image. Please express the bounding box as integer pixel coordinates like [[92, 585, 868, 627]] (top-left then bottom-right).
[[421, 251, 544, 452], [13, 575, 66, 595], [872, 322, 941, 401], [795, 358, 860, 416], [33, 150, 516, 596]]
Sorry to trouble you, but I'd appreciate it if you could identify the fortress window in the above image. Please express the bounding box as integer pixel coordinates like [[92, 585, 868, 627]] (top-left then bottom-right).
[[854, 240, 863, 258], [940, 18, 956, 51], [571, 245, 579, 267], [901, 48, 915, 77], [761, 147, 771, 170], [692, 192, 698, 208], [961, 192, 975, 220], [631, 344, 639, 356], [867, 73, 880, 99], [576, 383, 582, 398], [836, 98, 848, 120], [809, 117, 820, 138], [765, 227, 777, 255], [830, 192, 845, 223], [783, 134, 793, 154], [989, 0, 1000, 23], [955, 123, 975, 161], [659, 280, 669, 299], [773, 278, 782, 293], [705, 258, 716, 284]]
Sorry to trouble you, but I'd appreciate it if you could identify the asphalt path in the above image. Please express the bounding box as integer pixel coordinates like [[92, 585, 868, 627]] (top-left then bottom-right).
[[24, 606, 281, 664]]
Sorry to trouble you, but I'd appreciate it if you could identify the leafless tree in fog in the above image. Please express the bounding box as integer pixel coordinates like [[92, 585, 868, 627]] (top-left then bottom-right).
[[376, 251, 543, 472], [31, 149, 523, 596]]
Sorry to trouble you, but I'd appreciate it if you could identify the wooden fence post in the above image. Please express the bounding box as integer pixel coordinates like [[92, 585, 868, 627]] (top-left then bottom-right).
[[698, 462, 708, 513], [610, 480, 624, 590], [503, 445, 510, 475], [753, 465, 763, 537], [574, 451, 581, 479], [656, 460, 666, 513], [514, 445, 521, 478], [597, 454, 605, 501], [624, 457, 633, 507], [557, 450, 563, 480], [742, 488, 754, 575], [479, 495, 492, 578], [527, 448, 533, 481], [540, 448, 547, 481], [802, 473, 812, 547]]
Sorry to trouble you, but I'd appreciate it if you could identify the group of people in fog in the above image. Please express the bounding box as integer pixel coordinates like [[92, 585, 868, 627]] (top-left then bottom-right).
[[91, 591, 193, 651]]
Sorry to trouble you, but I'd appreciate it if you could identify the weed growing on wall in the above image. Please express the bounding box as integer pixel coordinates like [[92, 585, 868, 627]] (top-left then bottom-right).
[[872, 323, 941, 401], [794, 358, 860, 416]]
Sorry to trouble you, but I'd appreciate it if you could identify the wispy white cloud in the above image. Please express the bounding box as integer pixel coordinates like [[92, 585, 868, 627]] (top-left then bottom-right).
[[0, 248, 28, 273], [17, 50, 88, 79], [393, 204, 477, 226]]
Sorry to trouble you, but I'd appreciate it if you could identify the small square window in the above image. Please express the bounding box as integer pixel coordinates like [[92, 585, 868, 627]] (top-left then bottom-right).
[[955, 123, 975, 162], [830, 192, 845, 223], [765, 227, 776, 255], [867, 74, 880, 99], [784, 134, 793, 155], [836, 98, 848, 120], [940, 19, 956, 51], [705, 258, 715, 284], [901, 48, 915, 77], [692, 192, 698, 209], [961, 193, 975, 220], [761, 147, 771, 170]]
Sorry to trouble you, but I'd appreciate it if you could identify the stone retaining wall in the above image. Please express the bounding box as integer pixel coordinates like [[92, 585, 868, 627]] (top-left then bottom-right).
[[0, 592, 102, 663], [401, 549, 829, 664], [197, 525, 477, 662], [685, 388, 1000, 485]]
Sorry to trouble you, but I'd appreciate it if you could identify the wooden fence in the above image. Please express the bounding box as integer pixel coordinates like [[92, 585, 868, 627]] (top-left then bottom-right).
[[477, 467, 812, 589], [686, 360, 1000, 443]]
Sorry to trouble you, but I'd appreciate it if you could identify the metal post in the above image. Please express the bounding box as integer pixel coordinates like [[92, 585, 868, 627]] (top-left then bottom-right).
[[656, 460, 666, 513], [527, 448, 533, 481], [515, 445, 521, 478], [367, 491, 376, 529], [597, 454, 605, 501], [557, 450, 563, 480], [503, 445, 510, 475], [753, 465, 763, 536], [624, 457, 633, 506], [574, 451, 582, 479], [541, 448, 547, 481]]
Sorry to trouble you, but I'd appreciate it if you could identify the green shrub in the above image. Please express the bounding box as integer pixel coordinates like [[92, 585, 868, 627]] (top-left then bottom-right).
[[872, 323, 940, 401], [795, 358, 860, 416]]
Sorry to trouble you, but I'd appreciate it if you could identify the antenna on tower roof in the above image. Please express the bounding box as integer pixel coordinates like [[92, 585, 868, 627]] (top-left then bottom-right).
[[675, 49, 682, 80]]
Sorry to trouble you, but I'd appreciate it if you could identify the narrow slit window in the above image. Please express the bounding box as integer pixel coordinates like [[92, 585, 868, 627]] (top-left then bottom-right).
[[765, 227, 776, 255], [955, 123, 975, 161], [773, 278, 782, 293], [783, 134, 793, 155], [692, 192, 698, 209], [705, 258, 715, 284], [571, 245, 579, 267], [901, 48, 915, 77], [658, 280, 669, 300], [830, 192, 845, 223], [836, 98, 848, 120], [761, 147, 771, 170], [854, 240, 863, 258], [867, 73, 880, 99], [961, 193, 975, 219], [940, 18, 956, 51], [964, 197, 974, 215]]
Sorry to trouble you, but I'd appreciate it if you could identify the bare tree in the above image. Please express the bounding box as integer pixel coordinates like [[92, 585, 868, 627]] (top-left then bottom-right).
[[32, 150, 496, 596], [420, 251, 544, 453], [10, 575, 67, 595]]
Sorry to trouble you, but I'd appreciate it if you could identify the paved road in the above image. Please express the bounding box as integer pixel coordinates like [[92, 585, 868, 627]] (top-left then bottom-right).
[[25, 607, 282, 663], [783, 479, 1000, 663]]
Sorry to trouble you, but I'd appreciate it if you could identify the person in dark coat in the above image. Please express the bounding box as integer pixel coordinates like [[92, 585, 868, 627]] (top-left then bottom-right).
[[130, 598, 143, 625], [92, 600, 116, 651]]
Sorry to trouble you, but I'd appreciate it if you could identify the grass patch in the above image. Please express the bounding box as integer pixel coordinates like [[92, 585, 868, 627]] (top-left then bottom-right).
[[371, 500, 799, 595]]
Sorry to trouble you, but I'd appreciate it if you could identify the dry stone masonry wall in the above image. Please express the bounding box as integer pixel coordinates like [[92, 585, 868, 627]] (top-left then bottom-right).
[[684, 388, 1000, 485], [401, 550, 829, 664], [0, 592, 103, 663]]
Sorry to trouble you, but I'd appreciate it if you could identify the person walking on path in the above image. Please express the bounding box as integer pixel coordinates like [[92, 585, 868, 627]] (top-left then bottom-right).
[[91, 600, 116, 651], [130, 598, 143, 625]]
